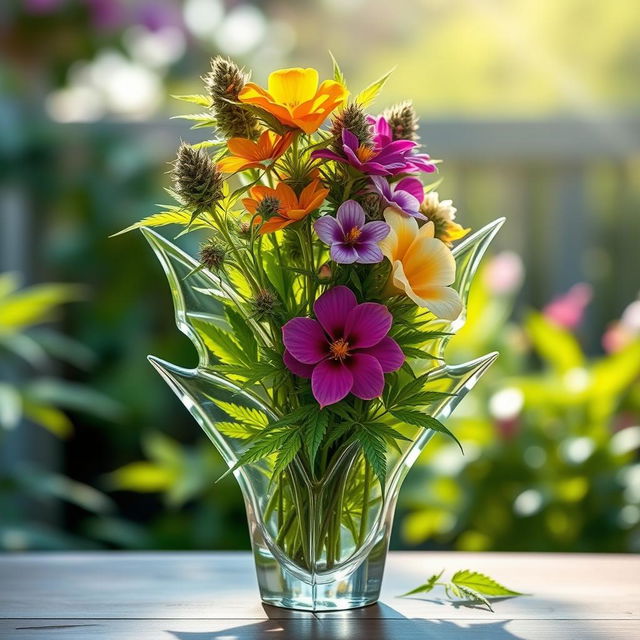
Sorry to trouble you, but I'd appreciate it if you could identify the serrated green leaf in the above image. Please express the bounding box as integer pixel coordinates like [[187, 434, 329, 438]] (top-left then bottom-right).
[[357, 426, 387, 488], [193, 318, 248, 366], [355, 67, 394, 107], [451, 570, 524, 597], [216, 421, 259, 440], [399, 569, 443, 597], [111, 209, 213, 237], [271, 432, 302, 478], [212, 400, 269, 428], [225, 307, 258, 361], [390, 409, 463, 453], [302, 410, 328, 463], [171, 94, 213, 107], [453, 585, 493, 611]]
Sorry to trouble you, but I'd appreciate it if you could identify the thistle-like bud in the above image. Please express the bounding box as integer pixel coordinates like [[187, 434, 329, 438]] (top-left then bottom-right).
[[251, 289, 279, 319], [420, 192, 469, 247], [382, 101, 419, 142], [360, 192, 384, 221], [204, 56, 260, 140], [199, 239, 225, 271], [238, 221, 251, 236], [330, 104, 373, 149], [317, 263, 332, 283], [255, 196, 281, 221], [173, 143, 223, 213]]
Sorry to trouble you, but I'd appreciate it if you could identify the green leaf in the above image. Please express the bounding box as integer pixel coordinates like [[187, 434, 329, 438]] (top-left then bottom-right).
[[356, 426, 387, 488], [216, 421, 259, 440], [0, 383, 22, 431], [399, 569, 443, 597], [526, 311, 584, 374], [329, 51, 346, 85], [221, 429, 293, 480], [390, 409, 463, 453], [193, 318, 248, 366], [225, 307, 258, 362], [355, 67, 395, 107], [171, 94, 213, 107], [302, 409, 329, 463], [212, 400, 269, 428], [453, 585, 494, 611], [271, 432, 302, 478], [451, 570, 524, 597], [111, 209, 212, 237]]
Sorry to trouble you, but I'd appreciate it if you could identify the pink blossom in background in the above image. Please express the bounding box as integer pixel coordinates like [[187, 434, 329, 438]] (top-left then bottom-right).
[[483, 251, 524, 296], [87, 0, 125, 30], [543, 283, 593, 330], [602, 299, 640, 353]]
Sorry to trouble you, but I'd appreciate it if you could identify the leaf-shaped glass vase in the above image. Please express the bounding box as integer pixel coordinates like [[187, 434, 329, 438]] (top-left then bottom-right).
[[143, 217, 504, 611]]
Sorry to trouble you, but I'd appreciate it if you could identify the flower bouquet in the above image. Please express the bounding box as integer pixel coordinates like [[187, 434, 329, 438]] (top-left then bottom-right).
[[119, 57, 503, 611]]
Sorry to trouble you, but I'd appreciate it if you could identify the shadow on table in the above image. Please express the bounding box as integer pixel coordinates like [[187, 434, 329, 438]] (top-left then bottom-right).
[[166, 602, 525, 640]]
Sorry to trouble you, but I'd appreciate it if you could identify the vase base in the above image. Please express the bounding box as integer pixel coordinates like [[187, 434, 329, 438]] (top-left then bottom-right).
[[261, 595, 379, 612]]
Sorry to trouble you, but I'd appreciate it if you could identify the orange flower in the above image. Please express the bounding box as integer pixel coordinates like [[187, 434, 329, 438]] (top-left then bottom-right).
[[218, 131, 294, 174], [238, 68, 347, 134], [243, 179, 329, 234]]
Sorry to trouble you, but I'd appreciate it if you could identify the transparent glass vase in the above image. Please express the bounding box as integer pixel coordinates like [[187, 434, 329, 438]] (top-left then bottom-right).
[[142, 217, 504, 611]]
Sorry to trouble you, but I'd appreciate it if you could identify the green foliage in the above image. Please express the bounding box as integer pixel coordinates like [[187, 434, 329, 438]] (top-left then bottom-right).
[[400, 568, 524, 611]]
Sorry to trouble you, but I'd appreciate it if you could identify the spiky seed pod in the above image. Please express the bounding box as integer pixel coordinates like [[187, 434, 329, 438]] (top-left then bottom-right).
[[382, 101, 419, 142], [238, 221, 251, 236], [255, 196, 281, 221], [251, 289, 279, 319], [204, 56, 260, 139], [330, 104, 373, 150], [360, 192, 384, 221], [199, 239, 225, 271], [172, 143, 223, 213]]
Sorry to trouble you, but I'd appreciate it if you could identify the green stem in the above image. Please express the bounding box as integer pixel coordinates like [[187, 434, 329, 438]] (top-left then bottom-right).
[[358, 460, 371, 546]]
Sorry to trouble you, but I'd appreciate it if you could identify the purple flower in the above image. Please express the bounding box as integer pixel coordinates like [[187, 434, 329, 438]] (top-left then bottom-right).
[[314, 200, 389, 264], [282, 286, 405, 407], [370, 115, 437, 175], [312, 129, 412, 176], [370, 175, 425, 219]]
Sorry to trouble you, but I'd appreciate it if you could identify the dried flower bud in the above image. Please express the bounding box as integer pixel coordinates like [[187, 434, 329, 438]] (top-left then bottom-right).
[[317, 263, 332, 282], [382, 101, 419, 142], [255, 196, 281, 221], [199, 239, 225, 271], [173, 143, 223, 213], [238, 221, 251, 236], [330, 104, 372, 149], [360, 192, 384, 221], [251, 289, 279, 319], [204, 56, 260, 139]]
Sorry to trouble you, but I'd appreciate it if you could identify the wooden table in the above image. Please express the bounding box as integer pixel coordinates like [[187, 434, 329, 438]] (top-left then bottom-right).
[[0, 552, 638, 639]]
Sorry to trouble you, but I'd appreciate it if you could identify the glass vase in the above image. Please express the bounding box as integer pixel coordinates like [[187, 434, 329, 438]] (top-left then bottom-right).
[[142, 217, 503, 611]]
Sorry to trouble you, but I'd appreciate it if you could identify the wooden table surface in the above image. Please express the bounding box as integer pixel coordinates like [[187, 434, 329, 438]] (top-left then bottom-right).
[[0, 551, 638, 639]]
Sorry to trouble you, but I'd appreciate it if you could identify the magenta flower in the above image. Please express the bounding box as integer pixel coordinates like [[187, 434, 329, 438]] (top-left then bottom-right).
[[314, 200, 389, 264], [370, 116, 437, 174], [312, 129, 413, 176], [369, 175, 425, 219], [282, 286, 405, 407]]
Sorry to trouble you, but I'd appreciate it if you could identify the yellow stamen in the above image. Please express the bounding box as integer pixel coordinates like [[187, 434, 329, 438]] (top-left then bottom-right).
[[344, 227, 362, 245], [356, 145, 377, 162], [329, 338, 350, 361]]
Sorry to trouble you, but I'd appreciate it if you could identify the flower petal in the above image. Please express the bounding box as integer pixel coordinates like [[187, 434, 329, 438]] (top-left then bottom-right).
[[354, 243, 384, 264], [331, 243, 359, 264], [369, 175, 391, 199], [410, 284, 463, 321], [359, 221, 390, 243], [360, 336, 405, 373], [336, 200, 365, 231], [344, 302, 392, 349], [282, 317, 327, 364], [314, 215, 343, 245], [311, 359, 353, 407], [313, 285, 357, 339], [347, 353, 384, 400], [283, 349, 314, 378], [396, 177, 425, 203], [268, 68, 318, 105]]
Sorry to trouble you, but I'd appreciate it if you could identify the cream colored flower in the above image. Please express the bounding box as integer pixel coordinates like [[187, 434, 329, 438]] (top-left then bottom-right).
[[379, 208, 463, 320], [420, 191, 469, 247]]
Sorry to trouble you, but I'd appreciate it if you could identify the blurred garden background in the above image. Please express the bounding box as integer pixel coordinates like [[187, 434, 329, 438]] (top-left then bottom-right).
[[1, 0, 639, 553]]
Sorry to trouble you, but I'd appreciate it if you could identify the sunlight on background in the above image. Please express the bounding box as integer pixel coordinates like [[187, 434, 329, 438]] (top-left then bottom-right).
[[0, 0, 639, 553]]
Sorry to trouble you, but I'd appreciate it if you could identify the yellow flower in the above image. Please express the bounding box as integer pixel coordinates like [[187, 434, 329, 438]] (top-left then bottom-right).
[[420, 192, 470, 247], [238, 68, 347, 134], [379, 208, 463, 320]]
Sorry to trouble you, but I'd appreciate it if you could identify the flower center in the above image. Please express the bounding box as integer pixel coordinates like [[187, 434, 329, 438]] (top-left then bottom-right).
[[329, 338, 350, 361], [356, 145, 377, 162], [344, 227, 362, 245]]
